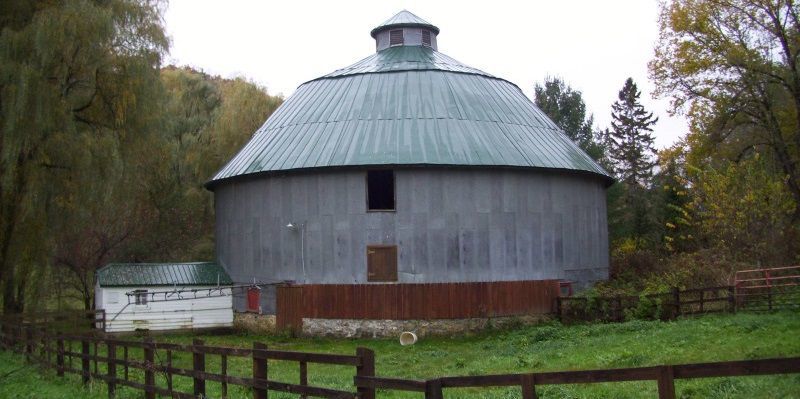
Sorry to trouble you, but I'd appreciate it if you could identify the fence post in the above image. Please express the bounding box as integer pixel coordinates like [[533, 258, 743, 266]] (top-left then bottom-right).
[[356, 347, 375, 399], [699, 290, 704, 313], [728, 285, 736, 313], [25, 325, 33, 360], [253, 342, 268, 399], [766, 270, 773, 311], [425, 378, 443, 399], [56, 334, 65, 377], [107, 342, 116, 398], [143, 338, 155, 399], [299, 360, 307, 399], [15, 323, 23, 352], [672, 287, 681, 317], [657, 366, 676, 399], [555, 297, 562, 321], [521, 373, 538, 399], [39, 327, 47, 365], [81, 337, 90, 384], [193, 339, 206, 397]]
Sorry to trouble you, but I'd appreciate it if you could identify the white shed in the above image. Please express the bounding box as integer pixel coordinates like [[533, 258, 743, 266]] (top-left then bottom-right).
[[95, 262, 234, 333]]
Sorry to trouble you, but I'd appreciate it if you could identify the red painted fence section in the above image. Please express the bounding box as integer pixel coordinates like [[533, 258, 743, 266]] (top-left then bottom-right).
[[735, 265, 800, 311]]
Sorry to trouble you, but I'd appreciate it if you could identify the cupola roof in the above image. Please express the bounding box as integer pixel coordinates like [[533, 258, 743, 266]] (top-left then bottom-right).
[[370, 10, 440, 38]]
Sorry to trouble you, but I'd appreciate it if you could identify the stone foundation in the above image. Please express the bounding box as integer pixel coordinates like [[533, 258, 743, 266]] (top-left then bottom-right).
[[233, 312, 276, 334], [301, 315, 549, 338]]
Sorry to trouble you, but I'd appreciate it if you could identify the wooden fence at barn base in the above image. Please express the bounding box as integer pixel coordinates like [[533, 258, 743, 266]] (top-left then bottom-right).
[[1, 312, 800, 398], [277, 280, 560, 332]]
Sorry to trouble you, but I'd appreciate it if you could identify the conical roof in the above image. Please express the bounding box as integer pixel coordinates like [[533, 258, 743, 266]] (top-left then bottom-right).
[[207, 13, 611, 189], [370, 10, 439, 38]]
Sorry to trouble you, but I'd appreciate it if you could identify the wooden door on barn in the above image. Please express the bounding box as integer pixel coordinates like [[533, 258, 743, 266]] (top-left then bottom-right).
[[276, 285, 304, 334]]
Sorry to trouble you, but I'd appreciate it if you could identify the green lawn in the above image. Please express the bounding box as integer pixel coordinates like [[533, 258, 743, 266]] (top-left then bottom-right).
[[1, 311, 799, 398]]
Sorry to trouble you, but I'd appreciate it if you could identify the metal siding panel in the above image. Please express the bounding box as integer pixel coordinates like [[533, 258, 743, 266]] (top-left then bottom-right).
[[214, 168, 608, 290]]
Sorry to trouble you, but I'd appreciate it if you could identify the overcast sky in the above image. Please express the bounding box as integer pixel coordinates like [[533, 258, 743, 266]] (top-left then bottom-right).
[[164, 0, 687, 149]]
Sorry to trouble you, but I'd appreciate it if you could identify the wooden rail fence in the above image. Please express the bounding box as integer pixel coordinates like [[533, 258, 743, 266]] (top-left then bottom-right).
[[0, 318, 374, 399], [555, 281, 800, 323], [354, 357, 800, 399], [1, 312, 799, 398]]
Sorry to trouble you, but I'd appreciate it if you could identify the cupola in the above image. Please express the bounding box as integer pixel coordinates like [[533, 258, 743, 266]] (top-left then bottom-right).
[[370, 10, 440, 51]]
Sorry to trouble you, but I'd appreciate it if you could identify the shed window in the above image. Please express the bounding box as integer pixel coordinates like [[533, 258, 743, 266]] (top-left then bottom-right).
[[367, 170, 395, 211], [133, 290, 148, 305], [389, 29, 404, 46], [422, 30, 431, 47], [367, 245, 398, 282]]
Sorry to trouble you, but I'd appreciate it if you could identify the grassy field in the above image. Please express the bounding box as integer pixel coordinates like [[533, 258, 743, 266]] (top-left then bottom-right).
[[0, 311, 798, 398]]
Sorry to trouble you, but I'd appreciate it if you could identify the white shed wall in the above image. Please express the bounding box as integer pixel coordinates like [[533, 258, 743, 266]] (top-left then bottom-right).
[[97, 285, 233, 333]]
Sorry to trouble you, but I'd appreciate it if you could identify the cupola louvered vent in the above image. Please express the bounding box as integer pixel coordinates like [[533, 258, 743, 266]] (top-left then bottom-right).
[[389, 30, 404, 46], [422, 30, 431, 46]]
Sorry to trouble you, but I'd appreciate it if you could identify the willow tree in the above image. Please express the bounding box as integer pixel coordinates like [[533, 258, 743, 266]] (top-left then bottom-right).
[[154, 68, 283, 262], [0, 0, 168, 312], [650, 0, 800, 219]]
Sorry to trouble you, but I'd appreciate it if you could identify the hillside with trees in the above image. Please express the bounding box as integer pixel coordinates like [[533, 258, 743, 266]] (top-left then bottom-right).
[[1, 0, 799, 311], [0, 0, 282, 312]]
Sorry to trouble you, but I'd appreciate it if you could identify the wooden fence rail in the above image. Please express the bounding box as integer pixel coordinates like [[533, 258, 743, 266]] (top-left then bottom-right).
[[1, 312, 799, 398], [354, 357, 800, 399], [0, 319, 373, 399], [554, 283, 800, 323]]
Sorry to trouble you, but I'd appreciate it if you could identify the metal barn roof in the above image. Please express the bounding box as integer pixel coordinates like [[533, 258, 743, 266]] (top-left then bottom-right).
[[97, 262, 233, 287], [208, 12, 611, 188]]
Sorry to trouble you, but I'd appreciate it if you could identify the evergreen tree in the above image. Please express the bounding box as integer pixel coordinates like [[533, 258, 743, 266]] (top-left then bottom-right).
[[534, 77, 605, 161], [606, 78, 660, 249], [607, 78, 659, 186]]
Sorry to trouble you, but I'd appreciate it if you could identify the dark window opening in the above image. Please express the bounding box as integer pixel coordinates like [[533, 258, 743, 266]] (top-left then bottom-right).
[[367, 170, 395, 211], [133, 290, 148, 305], [422, 30, 431, 46], [367, 245, 398, 282], [389, 29, 404, 46]]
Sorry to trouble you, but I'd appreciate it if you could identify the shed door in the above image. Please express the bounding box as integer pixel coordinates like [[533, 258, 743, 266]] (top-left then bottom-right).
[[247, 288, 260, 313], [367, 245, 398, 282]]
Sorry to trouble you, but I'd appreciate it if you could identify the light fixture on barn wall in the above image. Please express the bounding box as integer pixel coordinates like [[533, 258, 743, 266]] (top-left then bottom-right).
[[286, 221, 307, 283]]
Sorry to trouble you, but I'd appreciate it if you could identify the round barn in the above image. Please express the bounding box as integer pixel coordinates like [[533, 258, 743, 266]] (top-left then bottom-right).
[[206, 11, 612, 327]]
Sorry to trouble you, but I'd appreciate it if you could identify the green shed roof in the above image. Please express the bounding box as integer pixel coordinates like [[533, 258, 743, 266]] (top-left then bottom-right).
[[207, 13, 611, 189], [370, 10, 439, 38], [97, 262, 233, 287]]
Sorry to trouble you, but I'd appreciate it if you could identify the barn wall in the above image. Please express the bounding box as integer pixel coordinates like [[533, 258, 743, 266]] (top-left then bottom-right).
[[215, 168, 609, 314], [98, 286, 233, 333]]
